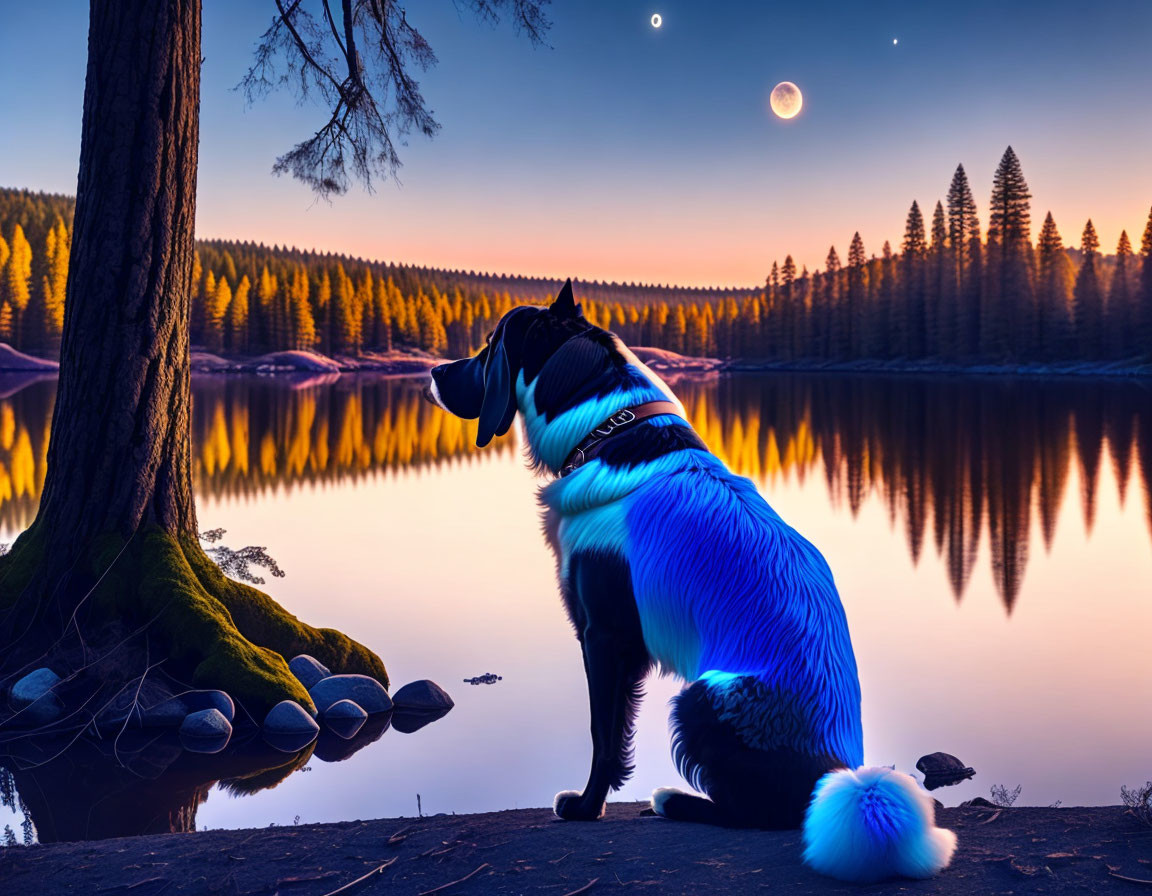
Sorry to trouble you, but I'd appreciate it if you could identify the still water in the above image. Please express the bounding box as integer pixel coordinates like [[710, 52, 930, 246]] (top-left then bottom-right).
[[1, 371, 1150, 838]]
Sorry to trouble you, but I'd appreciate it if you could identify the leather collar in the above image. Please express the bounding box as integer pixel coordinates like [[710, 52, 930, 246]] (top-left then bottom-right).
[[558, 400, 682, 477]]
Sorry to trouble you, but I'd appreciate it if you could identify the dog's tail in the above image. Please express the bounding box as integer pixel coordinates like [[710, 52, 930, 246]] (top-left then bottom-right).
[[801, 766, 957, 884]]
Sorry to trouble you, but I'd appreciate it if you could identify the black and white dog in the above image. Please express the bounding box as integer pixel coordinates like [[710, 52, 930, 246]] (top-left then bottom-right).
[[428, 282, 955, 883]]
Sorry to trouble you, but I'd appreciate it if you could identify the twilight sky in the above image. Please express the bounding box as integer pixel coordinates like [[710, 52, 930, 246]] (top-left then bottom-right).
[[2, 0, 1150, 287]]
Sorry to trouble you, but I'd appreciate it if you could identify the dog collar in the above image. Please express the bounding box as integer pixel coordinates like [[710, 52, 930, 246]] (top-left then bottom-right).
[[558, 400, 682, 477]]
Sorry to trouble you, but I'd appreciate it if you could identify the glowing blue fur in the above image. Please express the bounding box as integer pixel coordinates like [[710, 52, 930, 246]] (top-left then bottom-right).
[[525, 351, 954, 883]]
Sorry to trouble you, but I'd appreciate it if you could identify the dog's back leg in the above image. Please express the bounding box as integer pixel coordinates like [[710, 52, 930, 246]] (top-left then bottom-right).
[[659, 678, 834, 829]]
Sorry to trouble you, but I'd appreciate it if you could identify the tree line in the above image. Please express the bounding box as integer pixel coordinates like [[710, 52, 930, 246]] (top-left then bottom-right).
[[2, 148, 1151, 364], [0, 372, 1148, 614]]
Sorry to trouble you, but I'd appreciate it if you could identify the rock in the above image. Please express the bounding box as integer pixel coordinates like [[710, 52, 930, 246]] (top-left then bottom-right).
[[960, 796, 999, 809], [322, 699, 368, 739], [179, 708, 233, 754], [181, 690, 235, 722], [916, 751, 976, 790], [145, 690, 235, 727], [8, 667, 63, 725], [309, 674, 392, 715], [140, 696, 193, 727], [289, 654, 332, 690], [392, 680, 454, 713], [263, 700, 320, 753]]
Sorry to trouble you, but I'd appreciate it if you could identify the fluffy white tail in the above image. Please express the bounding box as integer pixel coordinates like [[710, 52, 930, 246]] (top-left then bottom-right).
[[802, 766, 957, 884]]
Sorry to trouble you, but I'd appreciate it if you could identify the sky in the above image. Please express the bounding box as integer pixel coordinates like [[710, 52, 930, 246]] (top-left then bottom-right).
[[1, 0, 1151, 287]]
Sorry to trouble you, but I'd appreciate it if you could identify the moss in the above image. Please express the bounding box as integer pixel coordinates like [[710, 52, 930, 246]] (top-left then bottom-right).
[[2, 524, 388, 720]]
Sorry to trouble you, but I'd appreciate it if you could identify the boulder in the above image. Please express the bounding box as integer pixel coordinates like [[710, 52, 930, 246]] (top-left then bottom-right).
[[392, 680, 454, 713], [263, 700, 320, 753], [916, 752, 976, 790], [144, 689, 236, 727], [309, 674, 392, 715], [289, 654, 332, 690], [179, 708, 233, 754], [182, 690, 235, 722], [8, 667, 63, 725], [322, 699, 368, 740], [960, 796, 999, 809]]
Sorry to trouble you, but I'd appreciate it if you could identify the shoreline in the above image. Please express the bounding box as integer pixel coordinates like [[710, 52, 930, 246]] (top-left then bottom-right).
[[2, 802, 1149, 894], [0, 342, 1149, 381]]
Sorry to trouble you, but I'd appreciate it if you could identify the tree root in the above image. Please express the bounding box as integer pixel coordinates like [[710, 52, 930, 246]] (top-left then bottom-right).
[[0, 524, 388, 721]]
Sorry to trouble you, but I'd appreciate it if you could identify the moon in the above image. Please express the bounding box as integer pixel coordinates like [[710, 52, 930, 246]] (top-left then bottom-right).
[[651, 13, 662, 28], [769, 81, 803, 120]]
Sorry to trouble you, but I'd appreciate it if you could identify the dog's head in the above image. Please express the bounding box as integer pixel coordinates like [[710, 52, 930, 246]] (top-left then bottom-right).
[[428, 280, 599, 447]]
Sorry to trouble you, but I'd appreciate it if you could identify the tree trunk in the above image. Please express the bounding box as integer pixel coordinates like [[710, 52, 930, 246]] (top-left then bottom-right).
[[0, 0, 387, 716], [39, 0, 200, 556]]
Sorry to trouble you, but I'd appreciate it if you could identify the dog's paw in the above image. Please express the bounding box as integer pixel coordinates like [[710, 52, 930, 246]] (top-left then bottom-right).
[[553, 790, 605, 821]]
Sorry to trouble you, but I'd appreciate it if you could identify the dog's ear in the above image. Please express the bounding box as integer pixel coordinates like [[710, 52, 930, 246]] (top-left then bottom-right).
[[476, 336, 517, 447], [549, 279, 581, 318]]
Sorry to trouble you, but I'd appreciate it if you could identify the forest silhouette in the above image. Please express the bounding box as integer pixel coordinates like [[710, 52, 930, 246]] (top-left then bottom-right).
[[0, 373, 1146, 616], [2, 147, 1150, 366]]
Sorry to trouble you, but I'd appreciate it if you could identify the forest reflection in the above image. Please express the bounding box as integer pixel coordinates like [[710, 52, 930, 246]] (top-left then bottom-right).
[[0, 373, 1147, 613]]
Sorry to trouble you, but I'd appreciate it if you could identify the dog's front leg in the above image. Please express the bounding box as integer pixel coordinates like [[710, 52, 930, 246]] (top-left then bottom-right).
[[554, 628, 647, 820], [554, 555, 649, 822]]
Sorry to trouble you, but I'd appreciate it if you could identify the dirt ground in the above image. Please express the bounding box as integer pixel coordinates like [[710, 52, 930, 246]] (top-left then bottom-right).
[[3, 802, 1151, 895]]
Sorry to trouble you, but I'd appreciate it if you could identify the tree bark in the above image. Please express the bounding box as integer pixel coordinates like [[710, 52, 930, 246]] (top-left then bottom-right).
[[0, 0, 388, 715], [38, 0, 200, 557]]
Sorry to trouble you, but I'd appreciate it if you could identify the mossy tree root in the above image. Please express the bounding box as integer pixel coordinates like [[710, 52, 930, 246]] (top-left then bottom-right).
[[0, 524, 388, 720]]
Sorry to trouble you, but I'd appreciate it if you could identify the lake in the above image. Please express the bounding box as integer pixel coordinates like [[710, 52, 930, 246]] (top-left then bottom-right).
[[1, 370, 1150, 840]]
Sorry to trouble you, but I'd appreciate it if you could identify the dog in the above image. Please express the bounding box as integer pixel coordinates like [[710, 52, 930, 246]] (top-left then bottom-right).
[[427, 281, 956, 883]]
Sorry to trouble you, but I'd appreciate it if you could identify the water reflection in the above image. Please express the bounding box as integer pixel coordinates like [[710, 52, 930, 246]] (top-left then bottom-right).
[[0, 373, 1148, 615], [2, 713, 396, 842]]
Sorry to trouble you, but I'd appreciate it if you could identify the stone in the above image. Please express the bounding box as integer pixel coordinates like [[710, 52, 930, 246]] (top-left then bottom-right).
[[263, 700, 320, 753], [179, 708, 233, 754], [960, 796, 999, 809], [181, 690, 235, 723], [309, 674, 392, 715], [916, 751, 976, 790], [144, 689, 235, 727], [8, 667, 63, 725], [289, 654, 332, 690], [322, 699, 368, 739], [392, 680, 454, 713]]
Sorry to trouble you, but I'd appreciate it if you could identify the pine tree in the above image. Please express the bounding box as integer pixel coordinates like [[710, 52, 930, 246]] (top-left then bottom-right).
[[227, 274, 250, 352], [775, 255, 796, 359], [1107, 231, 1134, 358], [1035, 213, 1073, 358], [206, 275, 231, 352], [316, 269, 333, 353], [820, 246, 841, 359], [900, 201, 927, 357], [929, 200, 948, 357], [846, 232, 867, 358], [1073, 220, 1104, 358], [985, 146, 1033, 358], [1138, 207, 1152, 359], [947, 164, 982, 358], [37, 217, 69, 349], [291, 268, 316, 350], [4, 225, 32, 348], [257, 266, 279, 350]]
